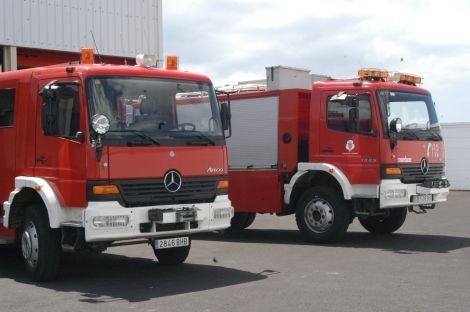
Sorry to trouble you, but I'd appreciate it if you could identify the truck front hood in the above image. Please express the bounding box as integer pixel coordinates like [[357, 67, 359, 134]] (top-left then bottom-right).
[[107, 146, 227, 179], [382, 140, 446, 164]]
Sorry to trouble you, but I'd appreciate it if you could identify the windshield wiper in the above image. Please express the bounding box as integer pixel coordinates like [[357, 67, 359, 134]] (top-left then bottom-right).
[[399, 129, 421, 140], [107, 130, 161, 146], [419, 129, 443, 141], [168, 130, 216, 146]]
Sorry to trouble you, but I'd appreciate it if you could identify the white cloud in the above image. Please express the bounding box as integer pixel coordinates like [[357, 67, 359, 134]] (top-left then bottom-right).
[[163, 0, 470, 122]]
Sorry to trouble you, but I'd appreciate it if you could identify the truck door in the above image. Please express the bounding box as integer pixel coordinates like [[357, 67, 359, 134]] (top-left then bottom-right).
[[0, 86, 17, 240], [34, 79, 87, 208], [316, 91, 381, 185]]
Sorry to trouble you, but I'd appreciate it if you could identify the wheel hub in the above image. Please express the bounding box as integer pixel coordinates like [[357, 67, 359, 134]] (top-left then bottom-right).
[[304, 199, 334, 233], [21, 221, 39, 268]]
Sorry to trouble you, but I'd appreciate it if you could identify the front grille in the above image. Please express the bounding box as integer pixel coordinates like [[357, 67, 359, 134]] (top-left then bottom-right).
[[400, 163, 444, 183], [117, 177, 219, 207]]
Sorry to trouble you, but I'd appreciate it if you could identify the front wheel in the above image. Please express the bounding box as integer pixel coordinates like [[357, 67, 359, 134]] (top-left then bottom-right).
[[21, 205, 61, 282], [153, 239, 191, 265], [229, 212, 256, 231], [295, 186, 351, 243], [359, 207, 407, 234]]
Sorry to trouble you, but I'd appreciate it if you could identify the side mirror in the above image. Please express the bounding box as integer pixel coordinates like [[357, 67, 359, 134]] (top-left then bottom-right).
[[349, 107, 358, 132], [389, 117, 402, 150], [41, 86, 59, 136], [220, 102, 231, 131], [346, 96, 359, 107], [75, 131, 85, 143], [390, 117, 402, 133], [216, 90, 232, 138]]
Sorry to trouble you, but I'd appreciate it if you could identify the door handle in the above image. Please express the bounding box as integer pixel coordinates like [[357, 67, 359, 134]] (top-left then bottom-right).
[[321, 148, 335, 153], [36, 157, 48, 163]]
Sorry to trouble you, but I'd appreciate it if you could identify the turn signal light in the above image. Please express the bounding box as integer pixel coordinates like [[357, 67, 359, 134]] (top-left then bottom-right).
[[166, 55, 179, 70], [217, 180, 229, 189], [385, 167, 402, 175], [80, 47, 95, 64], [93, 185, 120, 195]]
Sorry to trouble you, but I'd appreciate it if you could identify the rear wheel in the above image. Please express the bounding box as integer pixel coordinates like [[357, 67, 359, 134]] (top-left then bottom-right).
[[359, 207, 407, 234], [153, 238, 191, 265], [295, 186, 350, 243], [21, 205, 61, 282], [229, 212, 256, 230]]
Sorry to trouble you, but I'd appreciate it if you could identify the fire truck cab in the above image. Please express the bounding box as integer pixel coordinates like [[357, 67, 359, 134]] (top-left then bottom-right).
[[0, 52, 233, 281], [224, 66, 449, 243]]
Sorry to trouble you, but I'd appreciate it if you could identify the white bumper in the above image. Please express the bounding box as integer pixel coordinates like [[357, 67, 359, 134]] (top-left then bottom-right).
[[83, 195, 233, 242], [379, 179, 449, 209]]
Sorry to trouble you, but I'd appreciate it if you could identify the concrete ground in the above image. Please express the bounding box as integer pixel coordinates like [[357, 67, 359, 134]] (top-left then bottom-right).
[[1, 191, 469, 312]]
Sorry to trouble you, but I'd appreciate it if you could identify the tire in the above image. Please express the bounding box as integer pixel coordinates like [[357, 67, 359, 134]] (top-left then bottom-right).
[[21, 205, 61, 282], [229, 212, 256, 231], [359, 207, 407, 234], [295, 186, 351, 243], [153, 238, 191, 265]]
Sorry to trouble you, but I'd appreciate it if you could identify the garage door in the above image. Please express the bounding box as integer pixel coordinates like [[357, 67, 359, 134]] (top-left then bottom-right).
[[441, 123, 470, 190]]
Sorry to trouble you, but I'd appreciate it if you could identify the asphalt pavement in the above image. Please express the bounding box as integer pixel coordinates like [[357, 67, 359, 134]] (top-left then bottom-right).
[[1, 191, 469, 312]]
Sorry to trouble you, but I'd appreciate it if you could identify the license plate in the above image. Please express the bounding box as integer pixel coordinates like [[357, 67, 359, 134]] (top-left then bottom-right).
[[412, 194, 433, 204], [154, 237, 189, 250]]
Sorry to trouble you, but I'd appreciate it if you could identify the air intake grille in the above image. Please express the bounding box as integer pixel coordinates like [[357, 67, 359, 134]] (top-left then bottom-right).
[[117, 177, 219, 207], [400, 163, 444, 183]]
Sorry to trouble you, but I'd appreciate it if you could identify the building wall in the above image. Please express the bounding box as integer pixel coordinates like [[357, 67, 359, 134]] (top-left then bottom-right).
[[0, 0, 162, 61], [441, 122, 470, 190]]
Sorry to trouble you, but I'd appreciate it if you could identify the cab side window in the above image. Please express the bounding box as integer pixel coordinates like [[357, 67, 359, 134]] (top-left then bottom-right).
[[0, 88, 15, 127], [327, 95, 372, 134], [42, 85, 80, 137]]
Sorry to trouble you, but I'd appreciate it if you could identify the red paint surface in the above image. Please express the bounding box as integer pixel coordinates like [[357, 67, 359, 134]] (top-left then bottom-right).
[[17, 48, 135, 68], [229, 169, 282, 213], [108, 146, 227, 179]]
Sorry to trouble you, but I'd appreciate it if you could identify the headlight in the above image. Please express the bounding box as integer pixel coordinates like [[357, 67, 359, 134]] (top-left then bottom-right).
[[91, 114, 110, 135]]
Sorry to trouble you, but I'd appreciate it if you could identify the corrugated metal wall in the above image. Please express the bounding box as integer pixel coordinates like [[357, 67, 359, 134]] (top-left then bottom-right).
[[441, 122, 470, 190], [0, 0, 162, 59]]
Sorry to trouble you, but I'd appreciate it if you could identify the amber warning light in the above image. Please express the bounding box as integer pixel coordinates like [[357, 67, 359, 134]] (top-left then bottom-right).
[[80, 48, 95, 64], [166, 56, 179, 70]]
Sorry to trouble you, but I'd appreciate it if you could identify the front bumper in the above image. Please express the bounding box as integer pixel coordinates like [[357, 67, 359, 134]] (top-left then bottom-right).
[[379, 179, 450, 209], [83, 195, 233, 242]]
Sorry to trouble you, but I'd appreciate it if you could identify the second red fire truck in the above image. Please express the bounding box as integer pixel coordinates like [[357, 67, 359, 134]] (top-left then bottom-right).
[[223, 66, 449, 243]]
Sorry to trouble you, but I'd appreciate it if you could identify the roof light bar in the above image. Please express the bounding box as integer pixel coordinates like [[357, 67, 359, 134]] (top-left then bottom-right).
[[357, 68, 423, 86], [358, 69, 389, 81], [391, 72, 422, 86]]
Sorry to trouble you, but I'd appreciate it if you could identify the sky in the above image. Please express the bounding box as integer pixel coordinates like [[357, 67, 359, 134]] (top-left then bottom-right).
[[163, 0, 470, 123]]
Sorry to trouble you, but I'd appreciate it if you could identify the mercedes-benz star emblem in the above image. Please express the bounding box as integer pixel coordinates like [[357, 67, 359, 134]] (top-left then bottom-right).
[[420, 157, 429, 174], [164, 170, 182, 193]]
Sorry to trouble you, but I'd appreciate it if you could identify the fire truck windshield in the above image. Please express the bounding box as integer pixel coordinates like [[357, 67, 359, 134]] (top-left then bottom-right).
[[378, 90, 442, 141], [86, 77, 225, 146]]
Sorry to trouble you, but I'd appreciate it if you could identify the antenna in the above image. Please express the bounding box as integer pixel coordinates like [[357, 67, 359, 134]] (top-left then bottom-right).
[[90, 30, 103, 64]]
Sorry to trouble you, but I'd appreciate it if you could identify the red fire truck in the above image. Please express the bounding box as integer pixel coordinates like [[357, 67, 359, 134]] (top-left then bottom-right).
[[0, 50, 233, 281], [224, 66, 449, 243]]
